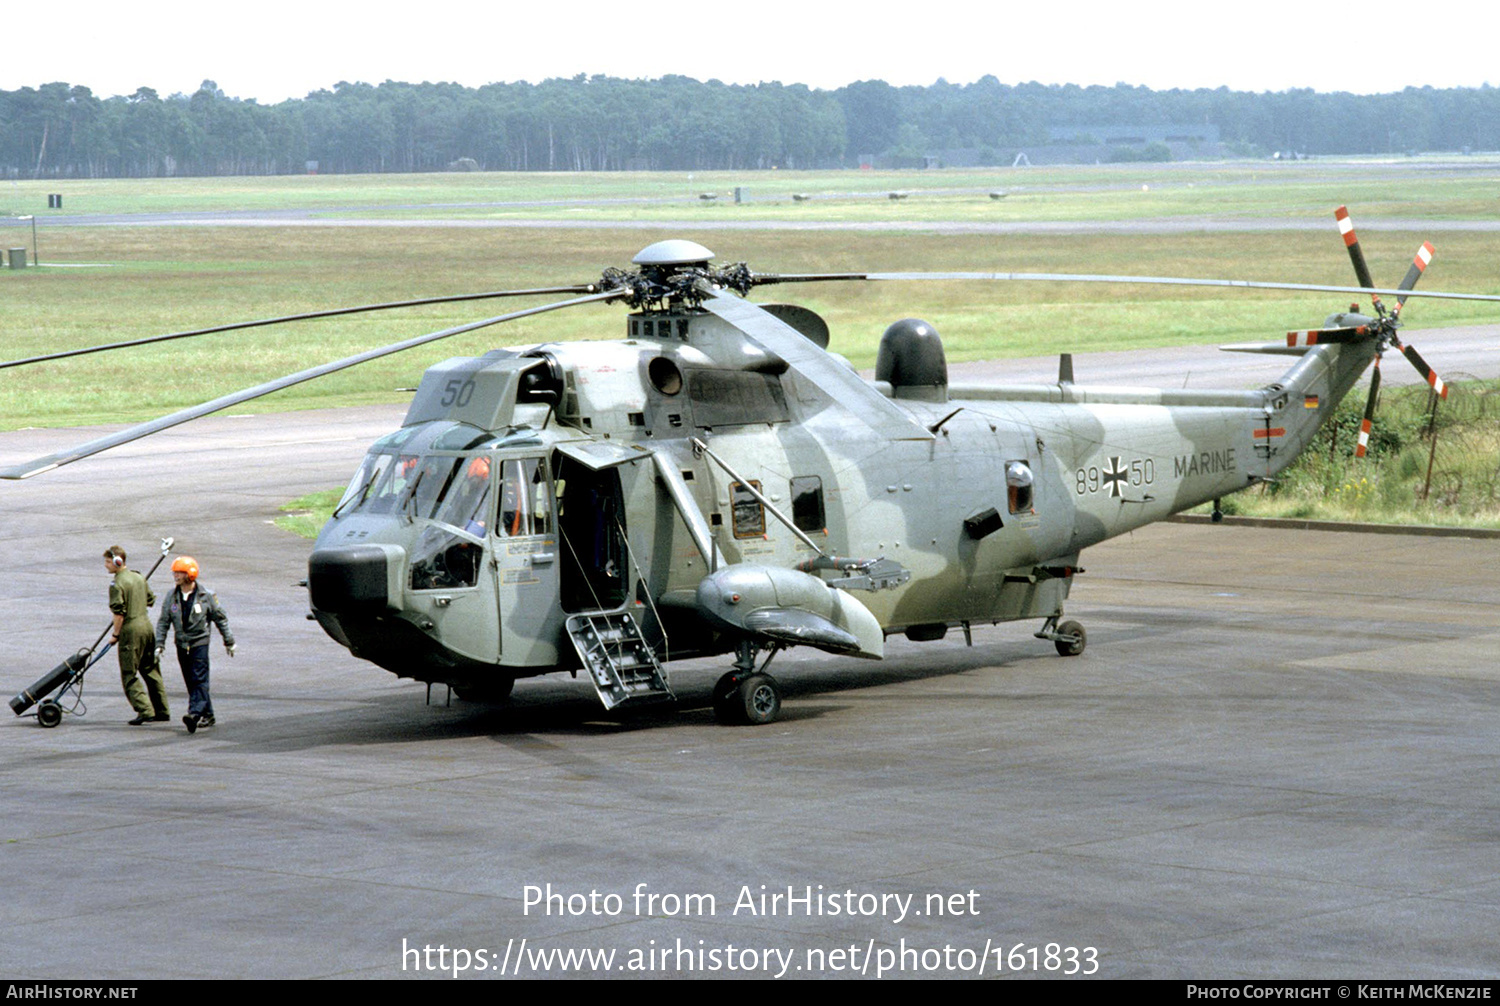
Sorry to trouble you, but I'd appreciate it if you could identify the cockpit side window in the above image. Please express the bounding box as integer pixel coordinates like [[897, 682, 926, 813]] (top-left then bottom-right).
[[410, 455, 493, 592], [409, 525, 484, 590], [498, 458, 551, 537]]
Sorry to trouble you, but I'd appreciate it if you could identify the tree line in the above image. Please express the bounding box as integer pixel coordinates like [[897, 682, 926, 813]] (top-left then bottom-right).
[[4, 75, 1499, 179]]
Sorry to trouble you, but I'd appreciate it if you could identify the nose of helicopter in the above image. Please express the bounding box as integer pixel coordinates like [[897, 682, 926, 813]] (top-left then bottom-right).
[[308, 544, 404, 613]]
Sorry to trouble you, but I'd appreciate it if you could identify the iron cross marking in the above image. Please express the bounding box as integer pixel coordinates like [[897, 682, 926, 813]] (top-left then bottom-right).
[[1102, 456, 1128, 498]]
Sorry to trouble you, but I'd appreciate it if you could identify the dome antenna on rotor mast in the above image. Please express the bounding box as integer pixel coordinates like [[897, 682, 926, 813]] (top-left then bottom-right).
[[603, 240, 753, 310]]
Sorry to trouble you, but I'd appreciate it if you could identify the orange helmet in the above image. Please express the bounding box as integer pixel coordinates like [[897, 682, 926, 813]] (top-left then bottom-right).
[[466, 456, 491, 479], [171, 556, 199, 580]]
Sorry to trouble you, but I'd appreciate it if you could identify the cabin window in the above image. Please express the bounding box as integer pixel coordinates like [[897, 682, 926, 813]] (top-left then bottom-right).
[[1006, 461, 1034, 514], [730, 481, 766, 538], [790, 476, 826, 532]]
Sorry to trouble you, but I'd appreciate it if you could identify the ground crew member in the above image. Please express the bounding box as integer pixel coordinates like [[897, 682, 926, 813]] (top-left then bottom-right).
[[155, 556, 234, 734], [104, 545, 168, 725]]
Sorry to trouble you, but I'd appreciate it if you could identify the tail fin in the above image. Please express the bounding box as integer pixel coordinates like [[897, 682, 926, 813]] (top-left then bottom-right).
[[1255, 335, 1379, 477]]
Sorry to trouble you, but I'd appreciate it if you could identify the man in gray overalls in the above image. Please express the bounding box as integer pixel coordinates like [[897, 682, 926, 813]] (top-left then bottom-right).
[[155, 555, 235, 734]]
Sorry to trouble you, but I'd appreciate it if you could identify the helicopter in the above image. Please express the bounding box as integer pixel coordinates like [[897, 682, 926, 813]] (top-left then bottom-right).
[[4, 207, 1495, 725]]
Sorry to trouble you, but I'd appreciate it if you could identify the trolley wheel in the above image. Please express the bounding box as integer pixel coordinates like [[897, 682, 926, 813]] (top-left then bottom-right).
[[37, 700, 63, 728]]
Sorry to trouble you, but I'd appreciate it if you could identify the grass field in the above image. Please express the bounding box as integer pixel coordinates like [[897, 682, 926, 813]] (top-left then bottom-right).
[[5, 157, 1500, 221], [1189, 378, 1500, 528], [3, 162, 1497, 526]]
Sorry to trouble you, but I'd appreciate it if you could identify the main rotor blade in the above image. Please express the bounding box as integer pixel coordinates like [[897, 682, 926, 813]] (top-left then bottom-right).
[[0, 289, 621, 480], [0, 285, 598, 371], [698, 291, 933, 442], [752, 269, 1500, 304]]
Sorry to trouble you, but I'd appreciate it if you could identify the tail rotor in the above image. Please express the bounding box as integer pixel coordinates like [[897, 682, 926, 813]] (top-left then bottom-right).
[[1332, 207, 1450, 459], [1355, 355, 1381, 459]]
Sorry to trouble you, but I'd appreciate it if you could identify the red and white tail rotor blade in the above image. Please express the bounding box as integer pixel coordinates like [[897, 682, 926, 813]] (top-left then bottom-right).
[[1393, 241, 1435, 319], [1395, 338, 1449, 399], [1355, 356, 1381, 459], [1284, 326, 1367, 348], [1335, 205, 1383, 311]]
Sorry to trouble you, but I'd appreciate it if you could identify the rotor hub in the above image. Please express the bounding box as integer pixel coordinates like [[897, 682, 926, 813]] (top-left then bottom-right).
[[602, 241, 755, 310]]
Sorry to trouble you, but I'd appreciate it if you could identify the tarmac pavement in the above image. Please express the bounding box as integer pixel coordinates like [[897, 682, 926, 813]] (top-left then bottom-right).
[[1, 407, 1498, 980]]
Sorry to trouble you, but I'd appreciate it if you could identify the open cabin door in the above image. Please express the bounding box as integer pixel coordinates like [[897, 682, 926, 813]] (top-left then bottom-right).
[[552, 442, 652, 613], [551, 441, 673, 709]]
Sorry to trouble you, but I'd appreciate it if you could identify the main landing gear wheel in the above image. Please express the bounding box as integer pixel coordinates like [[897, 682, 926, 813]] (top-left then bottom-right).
[[739, 673, 781, 725], [712, 671, 783, 725], [1054, 619, 1086, 657], [36, 700, 62, 728]]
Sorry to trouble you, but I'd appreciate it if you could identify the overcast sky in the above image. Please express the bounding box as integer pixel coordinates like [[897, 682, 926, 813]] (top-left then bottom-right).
[[4, 1, 1494, 101]]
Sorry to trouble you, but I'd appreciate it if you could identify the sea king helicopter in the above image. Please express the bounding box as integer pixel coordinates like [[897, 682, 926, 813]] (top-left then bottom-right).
[[4, 207, 1494, 725]]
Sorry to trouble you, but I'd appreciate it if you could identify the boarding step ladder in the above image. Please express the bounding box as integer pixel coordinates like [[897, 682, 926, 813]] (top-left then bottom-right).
[[565, 607, 674, 710]]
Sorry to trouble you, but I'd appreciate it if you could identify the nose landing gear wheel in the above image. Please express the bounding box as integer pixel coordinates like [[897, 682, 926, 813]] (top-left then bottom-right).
[[36, 700, 63, 728], [740, 673, 781, 725]]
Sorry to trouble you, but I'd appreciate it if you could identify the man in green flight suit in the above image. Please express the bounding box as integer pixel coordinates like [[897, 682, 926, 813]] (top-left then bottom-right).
[[104, 545, 169, 725]]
